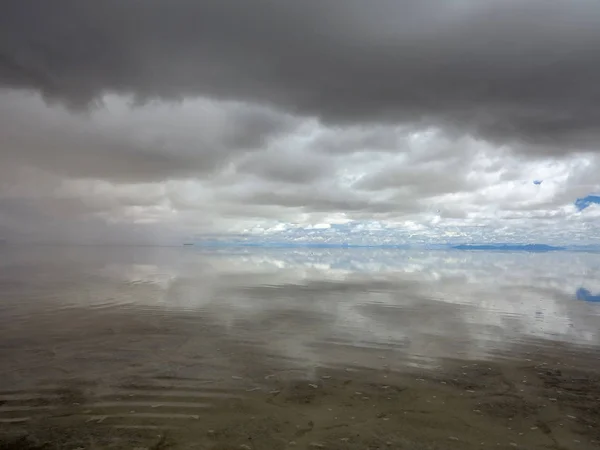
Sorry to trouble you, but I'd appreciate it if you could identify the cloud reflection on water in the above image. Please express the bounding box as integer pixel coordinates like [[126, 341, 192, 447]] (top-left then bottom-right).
[[1, 246, 599, 375], [100, 248, 600, 364]]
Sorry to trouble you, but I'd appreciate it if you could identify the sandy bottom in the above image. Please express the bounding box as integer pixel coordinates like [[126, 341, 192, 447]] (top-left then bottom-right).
[[1, 351, 599, 450]]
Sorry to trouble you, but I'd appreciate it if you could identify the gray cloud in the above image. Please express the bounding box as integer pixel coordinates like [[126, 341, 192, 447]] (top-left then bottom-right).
[[0, 90, 295, 183], [233, 186, 416, 215], [1, 85, 599, 244], [2, 0, 600, 149], [313, 126, 413, 155], [0, 196, 167, 244], [235, 148, 333, 184], [353, 142, 483, 195], [2, 1, 600, 245]]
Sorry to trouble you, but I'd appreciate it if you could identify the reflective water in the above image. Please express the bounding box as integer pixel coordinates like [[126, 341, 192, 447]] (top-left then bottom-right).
[[1, 246, 599, 448]]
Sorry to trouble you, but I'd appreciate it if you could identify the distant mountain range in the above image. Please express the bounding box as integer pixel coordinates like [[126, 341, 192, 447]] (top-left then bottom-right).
[[451, 244, 565, 252], [190, 241, 600, 252]]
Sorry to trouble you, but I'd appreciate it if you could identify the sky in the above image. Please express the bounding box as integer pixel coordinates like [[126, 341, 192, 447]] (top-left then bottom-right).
[[1, 0, 600, 245]]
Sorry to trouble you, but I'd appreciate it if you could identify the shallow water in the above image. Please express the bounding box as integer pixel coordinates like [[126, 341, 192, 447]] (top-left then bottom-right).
[[0, 246, 599, 449]]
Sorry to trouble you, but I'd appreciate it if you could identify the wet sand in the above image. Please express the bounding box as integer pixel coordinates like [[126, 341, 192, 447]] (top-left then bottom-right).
[[2, 342, 599, 449]]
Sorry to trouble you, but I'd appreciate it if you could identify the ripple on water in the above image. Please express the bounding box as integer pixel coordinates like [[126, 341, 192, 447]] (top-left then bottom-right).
[[0, 376, 245, 429]]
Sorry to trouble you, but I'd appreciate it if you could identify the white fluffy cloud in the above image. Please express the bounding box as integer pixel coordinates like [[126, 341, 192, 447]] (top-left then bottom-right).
[[3, 1, 600, 245], [1, 90, 599, 245]]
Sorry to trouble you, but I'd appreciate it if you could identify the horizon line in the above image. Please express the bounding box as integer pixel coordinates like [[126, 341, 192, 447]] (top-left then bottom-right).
[[186, 242, 600, 252]]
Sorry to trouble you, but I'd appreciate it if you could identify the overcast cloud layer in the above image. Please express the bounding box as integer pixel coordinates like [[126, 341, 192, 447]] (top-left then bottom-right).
[[1, 0, 600, 244]]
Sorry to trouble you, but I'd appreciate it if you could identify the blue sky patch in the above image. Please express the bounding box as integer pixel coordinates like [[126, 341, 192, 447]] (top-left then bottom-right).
[[576, 288, 600, 303], [575, 195, 600, 211]]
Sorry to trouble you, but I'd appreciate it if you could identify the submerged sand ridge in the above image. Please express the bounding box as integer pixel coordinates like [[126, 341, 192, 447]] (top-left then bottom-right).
[[1, 346, 599, 449]]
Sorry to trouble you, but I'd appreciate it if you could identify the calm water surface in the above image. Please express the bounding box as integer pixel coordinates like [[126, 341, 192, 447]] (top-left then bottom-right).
[[1, 246, 599, 447]]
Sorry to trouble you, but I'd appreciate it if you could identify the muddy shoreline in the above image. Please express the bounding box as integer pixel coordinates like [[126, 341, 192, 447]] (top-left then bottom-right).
[[2, 349, 599, 450]]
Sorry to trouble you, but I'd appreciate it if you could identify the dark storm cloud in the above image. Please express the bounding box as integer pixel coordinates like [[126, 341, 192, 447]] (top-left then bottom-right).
[[2, 0, 600, 149], [0, 91, 295, 183]]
